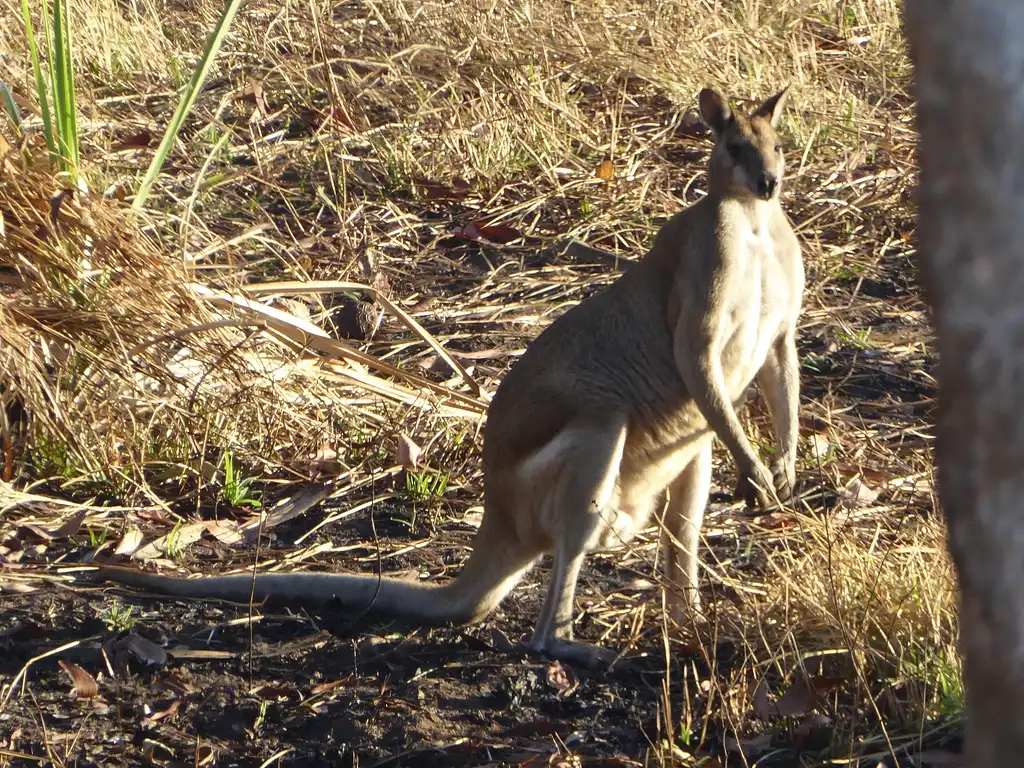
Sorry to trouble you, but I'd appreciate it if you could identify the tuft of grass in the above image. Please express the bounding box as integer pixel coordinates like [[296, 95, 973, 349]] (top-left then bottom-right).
[[18, 0, 77, 172]]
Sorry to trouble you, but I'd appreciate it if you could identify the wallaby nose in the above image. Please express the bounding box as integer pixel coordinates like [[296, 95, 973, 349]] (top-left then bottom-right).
[[757, 173, 778, 200]]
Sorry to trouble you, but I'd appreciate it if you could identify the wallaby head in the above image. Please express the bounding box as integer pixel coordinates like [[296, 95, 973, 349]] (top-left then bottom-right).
[[699, 87, 789, 201]]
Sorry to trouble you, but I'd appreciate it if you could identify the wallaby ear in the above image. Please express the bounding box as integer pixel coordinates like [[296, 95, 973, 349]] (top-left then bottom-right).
[[698, 88, 732, 136], [752, 86, 789, 129]]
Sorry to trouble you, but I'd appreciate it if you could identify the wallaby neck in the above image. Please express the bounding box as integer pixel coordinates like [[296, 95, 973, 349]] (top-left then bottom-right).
[[706, 187, 780, 232]]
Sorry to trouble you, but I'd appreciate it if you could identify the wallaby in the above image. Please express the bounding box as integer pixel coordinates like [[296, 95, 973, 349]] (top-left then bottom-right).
[[97, 86, 804, 670]]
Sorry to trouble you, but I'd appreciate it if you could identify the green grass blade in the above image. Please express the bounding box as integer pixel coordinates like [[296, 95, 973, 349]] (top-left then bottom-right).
[[20, 0, 55, 156], [51, 0, 78, 173], [133, 0, 244, 210], [60, 0, 78, 169], [0, 81, 22, 131]]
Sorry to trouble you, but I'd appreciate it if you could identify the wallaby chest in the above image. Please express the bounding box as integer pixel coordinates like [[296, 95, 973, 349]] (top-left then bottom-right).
[[717, 202, 800, 394]]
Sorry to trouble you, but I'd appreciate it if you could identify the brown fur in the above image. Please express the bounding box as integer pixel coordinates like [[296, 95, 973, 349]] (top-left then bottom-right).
[[98, 86, 805, 670]]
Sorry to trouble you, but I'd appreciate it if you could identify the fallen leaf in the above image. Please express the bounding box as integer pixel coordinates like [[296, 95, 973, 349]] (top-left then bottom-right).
[[807, 433, 834, 461], [549, 755, 582, 768], [860, 467, 895, 485], [775, 677, 824, 717], [449, 221, 524, 245], [808, 675, 845, 695], [108, 632, 168, 673], [49, 188, 74, 226], [723, 731, 772, 755], [203, 520, 243, 545], [143, 698, 181, 724], [840, 477, 880, 508], [142, 738, 173, 763], [310, 679, 356, 696], [416, 177, 470, 201], [624, 577, 655, 590], [113, 527, 145, 556], [110, 131, 152, 151], [793, 713, 833, 748], [751, 511, 796, 530], [250, 79, 270, 119], [488, 628, 515, 653], [475, 223, 523, 243], [545, 660, 579, 697], [329, 105, 355, 131], [133, 522, 206, 560], [462, 507, 484, 528], [23, 510, 87, 541], [250, 683, 301, 701], [396, 433, 422, 470], [752, 679, 774, 720], [59, 660, 99, 699], [596, 158, 614, 180]]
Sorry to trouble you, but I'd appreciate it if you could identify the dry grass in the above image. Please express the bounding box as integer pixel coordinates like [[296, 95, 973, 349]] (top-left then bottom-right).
[[0, 0, 953, 765]]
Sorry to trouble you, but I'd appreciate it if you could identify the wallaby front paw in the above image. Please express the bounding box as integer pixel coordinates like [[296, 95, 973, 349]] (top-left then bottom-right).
[[733, 462, 775, 509], [770, 458, 796, 503]]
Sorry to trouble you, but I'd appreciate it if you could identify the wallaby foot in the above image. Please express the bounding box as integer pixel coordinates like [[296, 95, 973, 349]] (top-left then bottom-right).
[[527, 636, 618, 671], [667, 593, 707, 630]]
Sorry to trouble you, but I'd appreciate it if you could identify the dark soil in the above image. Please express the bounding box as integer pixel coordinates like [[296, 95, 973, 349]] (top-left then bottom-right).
[[2, 508, 708, 768]]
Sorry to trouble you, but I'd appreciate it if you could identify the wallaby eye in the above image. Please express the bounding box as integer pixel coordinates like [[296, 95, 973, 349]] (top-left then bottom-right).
[[775, 144, 783, 153]]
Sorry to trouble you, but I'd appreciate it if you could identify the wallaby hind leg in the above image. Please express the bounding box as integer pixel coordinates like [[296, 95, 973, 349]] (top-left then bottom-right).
[[661, 438, 713, 627], [525, 419, 627, 670]]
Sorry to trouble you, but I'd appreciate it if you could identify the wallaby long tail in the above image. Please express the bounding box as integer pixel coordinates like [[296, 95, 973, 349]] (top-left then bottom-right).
[[97, 514, 537, 626]]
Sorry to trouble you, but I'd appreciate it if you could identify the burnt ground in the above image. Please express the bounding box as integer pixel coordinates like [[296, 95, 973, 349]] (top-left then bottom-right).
[[2, 500, 733, 768]]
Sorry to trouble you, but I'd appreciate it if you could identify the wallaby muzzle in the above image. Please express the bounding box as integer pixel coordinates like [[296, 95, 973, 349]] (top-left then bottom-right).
[[757, 173, 778, 200]]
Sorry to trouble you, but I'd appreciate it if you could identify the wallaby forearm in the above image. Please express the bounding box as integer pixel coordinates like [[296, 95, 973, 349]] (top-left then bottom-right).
[[758, 334, 800, 468], [674, 334, 762, 470]]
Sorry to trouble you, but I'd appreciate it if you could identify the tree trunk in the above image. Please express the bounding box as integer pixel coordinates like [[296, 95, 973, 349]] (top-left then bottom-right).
[[905, 0, 1024, 763]]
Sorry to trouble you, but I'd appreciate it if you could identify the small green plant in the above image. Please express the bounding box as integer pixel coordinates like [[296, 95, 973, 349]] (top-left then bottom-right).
[[221, 450, 262, 509], [902, 647, 965, 724], [253, 699, 269, 732], [833, 264, 864, 282], [164, 519, 187, 558], [98, 601, 137, 631], [676, 720, 693, 747], [405, 469, 449, 503], [28, 435, 80, 480], [404, 469, 450, 529], [802, 353, 838, 374], [0, 81, 21, 130], [836, 326, 873, 350], [87, 526, 110, 548]]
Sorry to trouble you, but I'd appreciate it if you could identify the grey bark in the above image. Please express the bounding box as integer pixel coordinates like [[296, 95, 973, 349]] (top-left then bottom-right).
[[905, 0, 1024, 763]]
